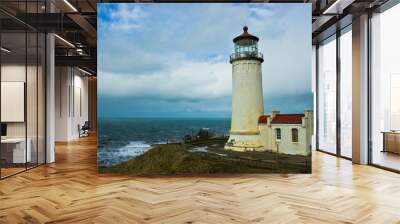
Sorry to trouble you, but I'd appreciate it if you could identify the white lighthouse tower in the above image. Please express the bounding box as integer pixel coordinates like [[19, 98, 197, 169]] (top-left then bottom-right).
[[225, 26, 265, 151]]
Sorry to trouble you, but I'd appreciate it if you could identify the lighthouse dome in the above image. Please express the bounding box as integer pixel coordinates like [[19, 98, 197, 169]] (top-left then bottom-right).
[[233, 26, 259, 42]]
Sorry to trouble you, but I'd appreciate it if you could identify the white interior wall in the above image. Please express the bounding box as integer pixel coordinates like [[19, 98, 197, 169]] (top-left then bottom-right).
[[1, 65, 26, 138], [1, 64, 46, 164], [55, 67, 89, 141], [55, 66, 70, 141], [0, 65, 41, 139]]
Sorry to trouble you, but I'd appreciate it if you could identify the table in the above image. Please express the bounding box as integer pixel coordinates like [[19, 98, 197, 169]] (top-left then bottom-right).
[[1, 138, 31, 163]]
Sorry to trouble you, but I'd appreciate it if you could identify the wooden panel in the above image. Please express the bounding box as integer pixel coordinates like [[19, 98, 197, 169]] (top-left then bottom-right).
[[385, 132, 400, 154], [88, 77, 97, 131], [73, 86, 81, 137]]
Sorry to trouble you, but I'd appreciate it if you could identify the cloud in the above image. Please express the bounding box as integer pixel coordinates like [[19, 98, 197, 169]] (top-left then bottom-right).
[[99, 57, 231, 101], [99, 4, 146, 31], [98, 3, 312, 116]]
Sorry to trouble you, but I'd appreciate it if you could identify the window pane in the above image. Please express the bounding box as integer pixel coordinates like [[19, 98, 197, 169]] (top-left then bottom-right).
[[318, 36, 337, 154], [27, 31, 38, 169], [371, 4, 400, 171], [292, 129, 298, 142], [340, 29, 352, 158], [0, 1, 47, 179], [1, 30, 27, 178], [38, 33, 45, 165], [276, 128, 281, 140]]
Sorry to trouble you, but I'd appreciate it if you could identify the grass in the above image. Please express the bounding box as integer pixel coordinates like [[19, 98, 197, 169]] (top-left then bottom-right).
[[99, 137, 311, 175]]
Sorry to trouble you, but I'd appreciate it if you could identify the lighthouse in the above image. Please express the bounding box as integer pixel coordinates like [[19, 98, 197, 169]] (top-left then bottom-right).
[[223, 26, 313, 156], [225, 26, 265, 151]]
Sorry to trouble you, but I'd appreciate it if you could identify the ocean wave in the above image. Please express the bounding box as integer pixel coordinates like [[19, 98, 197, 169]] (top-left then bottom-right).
[[152, 141, 168, 145], [98, 141, 152, 167], [123, 141, 151, 149]]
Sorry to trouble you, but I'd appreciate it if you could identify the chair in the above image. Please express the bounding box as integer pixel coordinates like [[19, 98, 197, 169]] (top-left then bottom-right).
[[79, 121, 90, 138]]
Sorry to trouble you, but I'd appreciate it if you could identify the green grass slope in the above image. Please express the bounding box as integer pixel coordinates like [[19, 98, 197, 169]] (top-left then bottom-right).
[[99, 142, 311, 175]]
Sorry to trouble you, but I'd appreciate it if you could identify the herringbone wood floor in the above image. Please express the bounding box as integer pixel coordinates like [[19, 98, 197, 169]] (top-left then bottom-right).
[[1, 135, 400, 224]]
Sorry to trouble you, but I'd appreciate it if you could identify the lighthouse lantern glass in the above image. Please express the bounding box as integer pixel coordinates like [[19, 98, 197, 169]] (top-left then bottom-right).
[[234, 39, 258, 54]]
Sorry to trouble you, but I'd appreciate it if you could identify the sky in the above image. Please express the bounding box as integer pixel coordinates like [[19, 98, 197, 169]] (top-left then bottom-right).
[[98, 3, 312, 118]]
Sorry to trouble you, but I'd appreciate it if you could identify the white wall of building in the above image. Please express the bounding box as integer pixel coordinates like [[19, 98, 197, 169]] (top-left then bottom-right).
[[271, 124, 307, 155], [230, 60, 264, 134], [227, 59, 264, 151], [259, 123, 273, 150], [258, 111, 313, 156]]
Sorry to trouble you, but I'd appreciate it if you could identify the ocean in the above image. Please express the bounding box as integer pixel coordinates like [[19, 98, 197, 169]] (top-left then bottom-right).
[[97, 117, 230, 167]]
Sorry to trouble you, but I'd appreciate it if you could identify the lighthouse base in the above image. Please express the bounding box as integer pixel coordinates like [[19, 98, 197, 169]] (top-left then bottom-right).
[[225, 132, 264, 152]]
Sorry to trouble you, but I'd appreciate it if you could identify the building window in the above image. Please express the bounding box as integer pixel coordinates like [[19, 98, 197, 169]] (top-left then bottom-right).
[[292, 128, 298, 142], [275, 128, 281, 141]]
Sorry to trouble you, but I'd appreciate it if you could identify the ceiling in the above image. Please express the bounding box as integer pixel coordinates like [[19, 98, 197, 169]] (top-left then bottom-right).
[[0, 0, 395, 75], [311, 0, 391, 43], [0, 0, 97, 74]]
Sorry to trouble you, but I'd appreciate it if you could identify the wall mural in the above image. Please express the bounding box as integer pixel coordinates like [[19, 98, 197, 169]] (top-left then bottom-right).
[[97, 3, 313, 174]]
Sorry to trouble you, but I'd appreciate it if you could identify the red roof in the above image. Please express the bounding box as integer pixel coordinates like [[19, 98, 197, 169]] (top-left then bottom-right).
[[258, 115, 270, 124], [271, 114, 304, 124], [259, 114, 304, 124], [233, 26, 259, 43]]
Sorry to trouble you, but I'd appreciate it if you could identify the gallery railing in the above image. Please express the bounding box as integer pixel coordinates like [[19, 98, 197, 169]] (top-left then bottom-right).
[[230, 51, 264, 63]]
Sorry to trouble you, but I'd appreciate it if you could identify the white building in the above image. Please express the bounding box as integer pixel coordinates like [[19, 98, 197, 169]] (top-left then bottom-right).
[[225, 26, 313, 156], [258, 111, 313, 156]]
